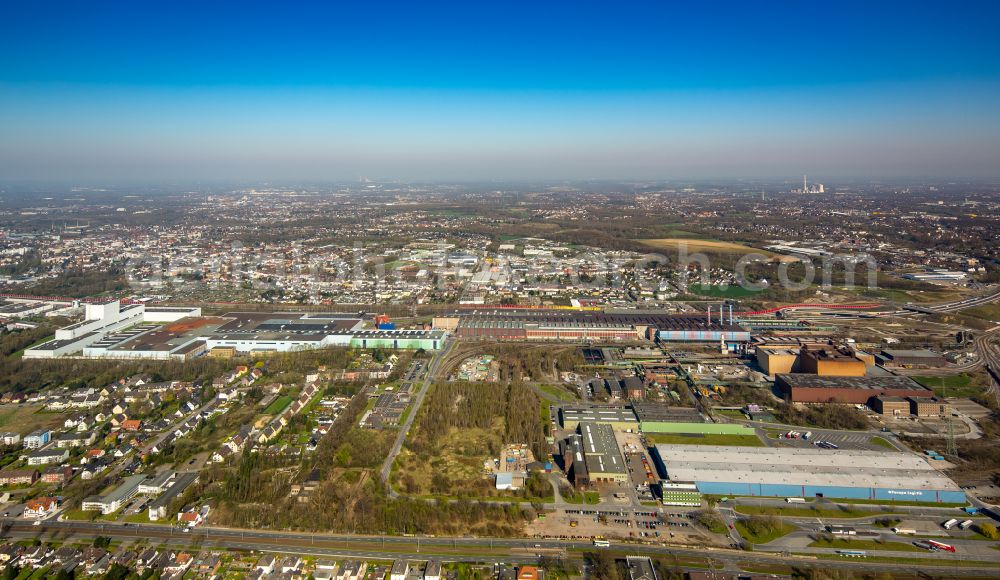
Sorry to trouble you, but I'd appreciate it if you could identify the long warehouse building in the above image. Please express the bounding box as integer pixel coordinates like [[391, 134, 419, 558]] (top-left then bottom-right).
[[443, 309, 749, 343], [27, 303, 447, 360], [776, 374, 933, 404], [653, 445, 965, 503]]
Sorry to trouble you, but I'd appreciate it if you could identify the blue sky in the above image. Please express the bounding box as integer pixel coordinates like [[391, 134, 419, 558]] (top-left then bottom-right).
[[1, 0, 999, 181]]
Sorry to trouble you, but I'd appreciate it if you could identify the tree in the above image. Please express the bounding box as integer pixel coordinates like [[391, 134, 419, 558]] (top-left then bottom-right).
[[978, 522, 999, 540], [584, 551, 621, 580], [103, 563, 130, 580]]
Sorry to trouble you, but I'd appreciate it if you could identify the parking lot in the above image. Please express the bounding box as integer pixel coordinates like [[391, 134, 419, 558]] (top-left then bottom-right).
[[774, 431, 894, 452], [526, 508, 718, 544]]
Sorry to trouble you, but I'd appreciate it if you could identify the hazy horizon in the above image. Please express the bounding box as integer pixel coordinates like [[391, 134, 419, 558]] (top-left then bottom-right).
[[2, 1, 999, 182]]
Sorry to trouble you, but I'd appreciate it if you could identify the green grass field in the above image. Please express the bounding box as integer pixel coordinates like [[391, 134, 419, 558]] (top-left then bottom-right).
[[735, 519, 796, 544], [646, 433, 765, 447], [869, 436, 897, 450], [734, 505, 900, 519], [535, 383, 578, 402], [912, 373, 985, 398], [263, 395, 293, 415], [123, 511, 154, 524], [10, 334, 54, 359], [60, 509, 101, 522], [563, 490, 601, 505]]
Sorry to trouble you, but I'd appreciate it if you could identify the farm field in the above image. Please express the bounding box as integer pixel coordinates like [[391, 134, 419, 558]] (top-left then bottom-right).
[[637, 238, 798, 262]]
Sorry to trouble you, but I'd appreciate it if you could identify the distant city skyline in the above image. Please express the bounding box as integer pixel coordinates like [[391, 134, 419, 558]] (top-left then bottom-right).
[[1, 1, 999, 181]]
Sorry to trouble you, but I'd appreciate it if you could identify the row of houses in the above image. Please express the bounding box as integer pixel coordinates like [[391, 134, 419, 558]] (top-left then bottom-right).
[[252, 556, 444, 580], [257, 381, 321, 445], [211, 365, 263, 389], [0, 542, 216, 579]]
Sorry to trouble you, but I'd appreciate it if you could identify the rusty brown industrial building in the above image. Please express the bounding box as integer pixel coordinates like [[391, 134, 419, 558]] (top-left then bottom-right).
[[775, 374, 933, 404]]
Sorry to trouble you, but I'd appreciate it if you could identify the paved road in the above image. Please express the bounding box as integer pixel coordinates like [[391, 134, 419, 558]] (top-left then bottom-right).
[[975, 326, 1000, 408], [726, 497, 972, 519], [760, 528, 1000, 561], [380, 339, 456, 496], [914, 288, 1000, 314], [4, 519, 998, 575]]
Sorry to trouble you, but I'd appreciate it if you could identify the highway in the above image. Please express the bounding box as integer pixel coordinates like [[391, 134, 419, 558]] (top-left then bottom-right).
[[974, 327, 1000, 408], [4, 519, 998, 575], [911, 288, 1000, 314]]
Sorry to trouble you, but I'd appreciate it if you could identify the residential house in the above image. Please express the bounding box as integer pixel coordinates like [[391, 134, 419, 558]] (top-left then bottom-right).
[[18, 545, 49, 567], [79, 459, 112, 480], [27, 448, 69, 466], [279, 556, 303, 574], [163, 552, 193, 576], [23, 497, 58, 518], [424, 560, 442, 580], [315, 560, 338, 576], [83, 448, 106, 462], [194, 554, 222, 575], [177, 510, 203, 527], [41, 466, 73, 484], [22, 429, 50, 449], [47, 546, 79, 566], [110, 549, 137, 568], [0, 468, 39, 486], [0, 432, 21, 446], [336, 560, 366, 580], [390, 560, 410, 580], [55, 430, 97, 448], [0, 543, 24, 564], [134, 548, 159, 573], [86, 554, 112, 576], [255, 554, 276, 574]]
